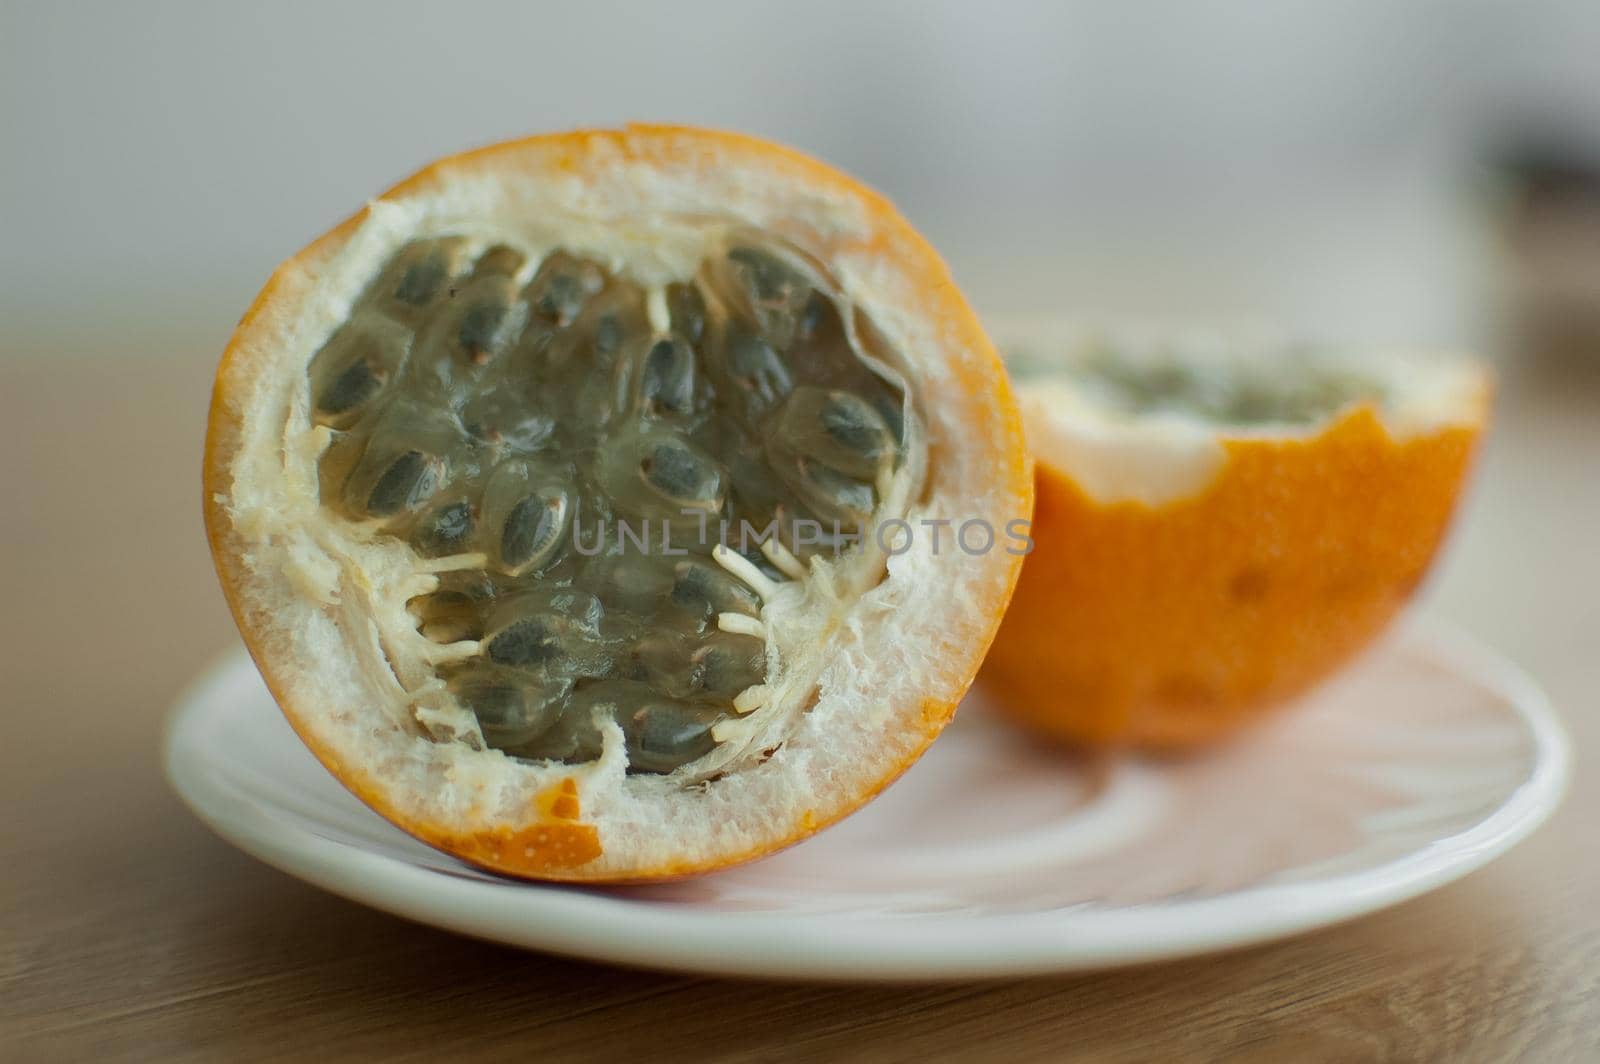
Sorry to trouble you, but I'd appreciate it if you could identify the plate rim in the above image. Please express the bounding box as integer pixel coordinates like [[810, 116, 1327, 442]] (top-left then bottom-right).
[[163, 617, 1571, 980]]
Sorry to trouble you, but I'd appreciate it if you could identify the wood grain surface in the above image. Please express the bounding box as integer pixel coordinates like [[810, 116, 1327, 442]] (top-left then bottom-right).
[[2, 340, 1596, 1062]]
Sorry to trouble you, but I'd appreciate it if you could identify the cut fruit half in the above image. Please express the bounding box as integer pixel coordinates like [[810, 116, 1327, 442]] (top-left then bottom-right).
[[981, 319, 1489, 748], [203, 126, 1032, 881]]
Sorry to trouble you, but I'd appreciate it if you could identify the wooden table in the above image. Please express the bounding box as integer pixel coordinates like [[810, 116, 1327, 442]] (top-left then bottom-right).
[[3, 339, 1597, 1061]]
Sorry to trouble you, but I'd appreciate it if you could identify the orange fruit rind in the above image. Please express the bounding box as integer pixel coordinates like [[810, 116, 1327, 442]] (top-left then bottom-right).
[[981, 319, 1489, 748]]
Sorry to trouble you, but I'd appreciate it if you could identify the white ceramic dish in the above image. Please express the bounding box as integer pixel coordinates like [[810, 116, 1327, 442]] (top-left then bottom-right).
[[165, 619, 1567, 980]]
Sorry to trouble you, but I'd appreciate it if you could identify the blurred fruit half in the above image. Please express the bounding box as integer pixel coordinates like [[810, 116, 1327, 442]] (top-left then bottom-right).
[[981, 320, 1489, 748]]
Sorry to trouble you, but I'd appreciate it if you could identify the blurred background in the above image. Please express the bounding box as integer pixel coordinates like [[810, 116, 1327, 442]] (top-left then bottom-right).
[[4, 2, 1600, 1052], [7, 0, 1600, 357]]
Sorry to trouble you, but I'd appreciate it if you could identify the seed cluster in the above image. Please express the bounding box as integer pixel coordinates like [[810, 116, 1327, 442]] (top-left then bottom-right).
[[1036, 348, 1386, 426], [308, 234, 907, 773]]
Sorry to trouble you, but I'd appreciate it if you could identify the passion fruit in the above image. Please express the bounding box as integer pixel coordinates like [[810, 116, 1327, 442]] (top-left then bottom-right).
[[204, 126, 1033, 880], [981, 321, 1488, 748]]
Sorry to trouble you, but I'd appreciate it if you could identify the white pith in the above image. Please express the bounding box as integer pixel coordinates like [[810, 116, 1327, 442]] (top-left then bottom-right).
[[988, 317, 1491, 507], [208, 133, 1027, 877]]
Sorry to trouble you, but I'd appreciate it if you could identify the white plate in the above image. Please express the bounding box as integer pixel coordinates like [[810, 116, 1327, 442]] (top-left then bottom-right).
[[165, 620, 1568, 980]]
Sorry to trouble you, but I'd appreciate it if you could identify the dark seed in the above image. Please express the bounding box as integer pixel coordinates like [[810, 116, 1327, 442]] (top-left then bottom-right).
[[337, 398, 460, 518], [728, 246, 799, 302], [642, 439, 723, 512], [487, 617, 561, 667], [541, 276, 585, 323], [459, 302, 509, 362], [480, 460, 575, 574], [372, 239, 470, 321], [636, 337, 696, 415], [400, 247, 528, 374], [690, 633, 766, 697], [795, 459, 875, 525], [395, 253, 448, 306], [308, 315, 414, 428], [527, 254, 604, 325], [540, 281, 645, 381], [450, 670, 569, 749], [367, 451, 443, 517], [726, 332, 793, 406], [717, 244, 816, 347], [484, 591, 609, 678], [671, 560, 760, 626], [621, 698, 722, 774], [317, 355, 383, 417], [770, 387, 893, 481], [500, 490, 568, 573], [820, 392, 891, 461]]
